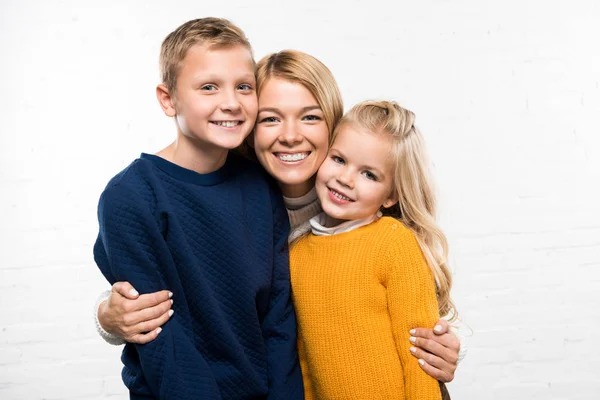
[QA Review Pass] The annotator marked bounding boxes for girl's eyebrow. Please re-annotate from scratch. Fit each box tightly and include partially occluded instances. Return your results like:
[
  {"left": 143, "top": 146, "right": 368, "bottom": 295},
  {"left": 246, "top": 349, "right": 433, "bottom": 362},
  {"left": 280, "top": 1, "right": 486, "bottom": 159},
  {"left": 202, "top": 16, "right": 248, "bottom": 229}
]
[{"left": 330, "top": 147, "right": 385, "bottom": 177}]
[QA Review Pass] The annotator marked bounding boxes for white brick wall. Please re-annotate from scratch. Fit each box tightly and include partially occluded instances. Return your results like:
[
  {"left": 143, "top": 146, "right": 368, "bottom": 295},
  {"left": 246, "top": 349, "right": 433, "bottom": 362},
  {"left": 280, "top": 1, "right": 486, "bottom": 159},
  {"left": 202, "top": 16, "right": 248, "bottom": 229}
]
[{"left": 2, "top": 0, "right": 599, "bottom": 398}]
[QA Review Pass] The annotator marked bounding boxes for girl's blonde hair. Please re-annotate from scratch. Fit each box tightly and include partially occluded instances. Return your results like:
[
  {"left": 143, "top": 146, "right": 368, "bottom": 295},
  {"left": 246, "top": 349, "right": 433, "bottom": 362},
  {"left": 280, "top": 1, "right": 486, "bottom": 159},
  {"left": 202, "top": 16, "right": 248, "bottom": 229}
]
[
  {"left": 256, "top": 50, "right": 344, "bottom": 139},
  {"left": 334, "top": 100, "right": 456, "bottom": 319}
]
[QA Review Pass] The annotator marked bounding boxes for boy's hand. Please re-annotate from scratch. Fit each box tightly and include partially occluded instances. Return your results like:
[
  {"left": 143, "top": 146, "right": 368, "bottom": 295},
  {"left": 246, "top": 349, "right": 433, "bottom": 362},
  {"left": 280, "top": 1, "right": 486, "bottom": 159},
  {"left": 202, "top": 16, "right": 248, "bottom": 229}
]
[
  {"left": 408, "top": 319, "right": 460, "bottom": 383},
  {"left": 98, "top": 282, "right": 174, "bottom": 344}
]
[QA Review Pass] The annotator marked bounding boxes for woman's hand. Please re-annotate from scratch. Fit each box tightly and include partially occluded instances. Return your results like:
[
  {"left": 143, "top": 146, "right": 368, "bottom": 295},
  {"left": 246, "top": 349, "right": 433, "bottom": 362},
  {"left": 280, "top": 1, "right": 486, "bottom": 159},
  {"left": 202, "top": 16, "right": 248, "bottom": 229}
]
[
  {"left": 409, "top": 319, "right": 460, "bottom": 383},
  {"left": 97, "top": 281, "right": 174, "bottom": 344}
]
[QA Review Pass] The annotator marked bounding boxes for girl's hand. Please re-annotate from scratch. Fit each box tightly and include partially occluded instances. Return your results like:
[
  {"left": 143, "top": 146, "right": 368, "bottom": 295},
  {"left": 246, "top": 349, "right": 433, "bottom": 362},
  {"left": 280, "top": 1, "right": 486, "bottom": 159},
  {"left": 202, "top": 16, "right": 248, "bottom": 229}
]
[
  {"left": 408, "top": 319, "right": 460, "bottom": 383},
  {"left": 97, "top": 281, "right": 173, "bottom": 344}
]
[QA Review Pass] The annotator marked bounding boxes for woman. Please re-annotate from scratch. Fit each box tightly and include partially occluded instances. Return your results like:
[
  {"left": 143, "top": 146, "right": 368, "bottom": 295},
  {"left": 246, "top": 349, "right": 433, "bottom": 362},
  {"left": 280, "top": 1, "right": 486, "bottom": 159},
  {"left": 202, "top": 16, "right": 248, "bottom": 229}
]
[{"left": 94, "top": 50, "right": 463, "bottom": 384}]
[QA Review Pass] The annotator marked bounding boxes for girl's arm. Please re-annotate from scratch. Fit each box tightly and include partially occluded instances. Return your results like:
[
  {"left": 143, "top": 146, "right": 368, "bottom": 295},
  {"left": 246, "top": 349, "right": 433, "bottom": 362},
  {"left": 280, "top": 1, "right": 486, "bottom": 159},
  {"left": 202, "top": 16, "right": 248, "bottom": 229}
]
[
  {"left": 95, "top": 282, "right": 173, "bottom": 345},
  {"left": 386, "top": 227, "right": 443, "bottom": 400}
]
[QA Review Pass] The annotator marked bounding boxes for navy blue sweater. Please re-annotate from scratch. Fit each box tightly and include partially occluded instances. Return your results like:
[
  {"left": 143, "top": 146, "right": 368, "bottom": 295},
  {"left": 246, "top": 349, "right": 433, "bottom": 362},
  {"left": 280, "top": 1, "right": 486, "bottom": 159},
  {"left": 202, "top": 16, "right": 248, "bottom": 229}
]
[{"left": 93, "top": 153, "right": 304, "bottom": 400}]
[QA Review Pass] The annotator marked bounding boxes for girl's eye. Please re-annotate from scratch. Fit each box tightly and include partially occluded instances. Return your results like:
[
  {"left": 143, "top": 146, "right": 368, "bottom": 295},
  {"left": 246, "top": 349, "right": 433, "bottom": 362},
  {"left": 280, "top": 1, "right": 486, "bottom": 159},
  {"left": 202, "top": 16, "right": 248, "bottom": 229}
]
[
  {"left": 332, "top": 156, "right": 345, "bottom": 165},
  {"left": 363, "top": 171, "right": 378, "bottom": 181},
  {"left": 259, "top": 116, "right": 279, "bottom": 123},
  {"left": 238, "top": 83, "right": 253, "bottom": 91},
  {"left": 201, "top": 84, "right": 217, "bottom": 91},
  {"left": 302, "top": 114, "right": 321, "bottom": 121}
]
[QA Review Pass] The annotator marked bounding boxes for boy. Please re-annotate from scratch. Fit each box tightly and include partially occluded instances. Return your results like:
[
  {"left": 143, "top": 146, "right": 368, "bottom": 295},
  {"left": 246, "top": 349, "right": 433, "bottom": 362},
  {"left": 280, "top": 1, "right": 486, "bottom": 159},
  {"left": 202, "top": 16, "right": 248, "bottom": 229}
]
[{"left": 93, "top": 18, "right": 303, "bottom": 399}]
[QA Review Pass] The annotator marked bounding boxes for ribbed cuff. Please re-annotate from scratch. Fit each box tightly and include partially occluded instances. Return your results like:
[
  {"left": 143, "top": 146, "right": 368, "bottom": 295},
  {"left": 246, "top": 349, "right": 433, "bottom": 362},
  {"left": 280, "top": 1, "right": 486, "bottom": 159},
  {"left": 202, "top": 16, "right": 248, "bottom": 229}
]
[
  {"left": 94, "top": 290, "right": 126, "bottom": 346},
  {"left": 449, "top": 318, "right": 472, "bottom": 364}
]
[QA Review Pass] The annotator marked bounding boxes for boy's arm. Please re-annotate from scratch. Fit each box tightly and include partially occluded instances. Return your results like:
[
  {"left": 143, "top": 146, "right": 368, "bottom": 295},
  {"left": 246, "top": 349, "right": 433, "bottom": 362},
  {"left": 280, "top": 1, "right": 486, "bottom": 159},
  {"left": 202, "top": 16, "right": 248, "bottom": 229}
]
[
  {"left": 386, "top": 228, "right": 442, "bottom": 400},
  {"left": 262, "top": 189, "right": 304, "bottom": 400},
  {"left": 95, "top": 184, "right": 221, "bottom": 399}
]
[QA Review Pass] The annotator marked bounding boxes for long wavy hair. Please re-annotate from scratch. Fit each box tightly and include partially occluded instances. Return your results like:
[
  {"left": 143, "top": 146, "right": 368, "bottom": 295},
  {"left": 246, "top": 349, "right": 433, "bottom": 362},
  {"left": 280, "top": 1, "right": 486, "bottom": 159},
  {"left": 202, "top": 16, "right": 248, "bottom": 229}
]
[{"left": 334, "top": 100, "right": 456, "bottom": 319}]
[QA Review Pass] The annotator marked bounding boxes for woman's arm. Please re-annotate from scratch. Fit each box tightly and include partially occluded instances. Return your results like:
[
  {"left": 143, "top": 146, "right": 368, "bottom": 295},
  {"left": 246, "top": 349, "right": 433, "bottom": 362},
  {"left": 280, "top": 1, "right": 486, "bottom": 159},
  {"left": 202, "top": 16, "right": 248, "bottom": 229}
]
[
  {"left": 96, "top": 282, "right": 173, "bottom": 345},
  {"left": 408, "top": 319, "right": 461, "bottom": 383}
]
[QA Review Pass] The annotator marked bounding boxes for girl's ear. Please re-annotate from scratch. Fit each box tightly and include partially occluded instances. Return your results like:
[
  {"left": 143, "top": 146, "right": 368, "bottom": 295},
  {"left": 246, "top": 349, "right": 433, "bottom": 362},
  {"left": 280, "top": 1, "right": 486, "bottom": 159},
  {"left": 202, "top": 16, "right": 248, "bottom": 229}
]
[
  {"left": 156, "top": 84, "right": 177, "bottom": 117},
  {"left": 382, "top": 190, "right": 399, "bottom": 209}
]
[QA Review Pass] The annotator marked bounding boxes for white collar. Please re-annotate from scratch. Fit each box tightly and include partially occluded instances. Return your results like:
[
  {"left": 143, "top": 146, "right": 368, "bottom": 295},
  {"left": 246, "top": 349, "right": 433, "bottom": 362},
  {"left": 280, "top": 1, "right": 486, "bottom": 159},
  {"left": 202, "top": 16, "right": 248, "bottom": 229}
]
[{"left": 310, "top": 211, "right": 382, "bottom": 236}]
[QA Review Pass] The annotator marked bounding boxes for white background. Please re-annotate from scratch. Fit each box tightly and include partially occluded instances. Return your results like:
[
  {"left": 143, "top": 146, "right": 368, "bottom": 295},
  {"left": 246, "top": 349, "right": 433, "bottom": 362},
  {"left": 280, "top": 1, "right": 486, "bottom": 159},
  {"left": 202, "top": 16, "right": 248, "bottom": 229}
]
[{"left": 1, "top": 0, "right": 599, "bottom": 399}]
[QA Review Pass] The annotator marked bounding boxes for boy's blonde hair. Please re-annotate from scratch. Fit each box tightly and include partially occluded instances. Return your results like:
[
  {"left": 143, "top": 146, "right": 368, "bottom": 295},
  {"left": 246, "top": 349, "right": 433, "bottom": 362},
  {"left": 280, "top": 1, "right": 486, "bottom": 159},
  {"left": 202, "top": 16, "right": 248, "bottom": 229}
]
[
  {"left": 160, "top": 17, "right": 253, "bottom": 94},
  {"left": 256, "top": 50, "right": 344, "bottom": 139},
  {"left": 334, "top": 100, "right": 456, "bottom": 320}
]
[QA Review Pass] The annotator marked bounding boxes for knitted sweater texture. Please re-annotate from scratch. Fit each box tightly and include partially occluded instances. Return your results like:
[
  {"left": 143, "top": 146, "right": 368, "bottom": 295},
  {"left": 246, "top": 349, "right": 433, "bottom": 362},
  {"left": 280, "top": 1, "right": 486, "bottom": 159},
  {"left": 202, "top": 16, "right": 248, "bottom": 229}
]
[
  {"left": 290, "top": 217, "right": 441, "bottom": 400},
  {"left": 93, "top": 153, "right": 303, "bottom": 400}
]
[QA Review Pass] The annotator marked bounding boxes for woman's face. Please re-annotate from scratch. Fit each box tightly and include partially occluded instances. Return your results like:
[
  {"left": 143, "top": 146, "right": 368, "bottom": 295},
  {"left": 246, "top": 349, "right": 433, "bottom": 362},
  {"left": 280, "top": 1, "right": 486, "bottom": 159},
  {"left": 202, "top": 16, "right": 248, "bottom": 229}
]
[{"left": 253, "top": 77, "right": 330, "bottom": 198}]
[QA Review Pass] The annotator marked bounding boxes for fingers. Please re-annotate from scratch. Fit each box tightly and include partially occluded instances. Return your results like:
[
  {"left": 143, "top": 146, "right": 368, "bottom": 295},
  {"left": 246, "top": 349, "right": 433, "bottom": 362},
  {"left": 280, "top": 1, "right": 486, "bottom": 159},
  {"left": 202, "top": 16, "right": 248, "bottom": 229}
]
[
  {"left": 410, "top": 335, "right": 455, "bottom": 364},
  {"left": 410, "top": 328, "right": 459, "bottom": 352},
  {"left": 415, "top": 357, "right": 455, "bottom": 383},
  {"left": 433, "top": 319, "right": 450, "bottom": 335},
  {"left": 134, "top": 290, "right": 173, "bottom": 311},
  {"left": 128, "top": 327, "right": 163, "bottom": 345},
  {"left": 125, "top": 310, "right": 173, "bottom": 344},
  {"left": 112, "top": 282, "right": 139, "bottom": 299},
  {"left": 124, "top": 298, "right": 173, "bottom": 326}
]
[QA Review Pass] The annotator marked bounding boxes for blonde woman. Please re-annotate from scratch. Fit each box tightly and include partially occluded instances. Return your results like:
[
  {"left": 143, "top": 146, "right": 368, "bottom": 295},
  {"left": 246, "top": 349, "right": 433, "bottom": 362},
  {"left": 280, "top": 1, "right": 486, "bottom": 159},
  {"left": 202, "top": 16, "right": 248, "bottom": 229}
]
[{"left": 95, "top": 51, "right": 463, "bottom": 389}]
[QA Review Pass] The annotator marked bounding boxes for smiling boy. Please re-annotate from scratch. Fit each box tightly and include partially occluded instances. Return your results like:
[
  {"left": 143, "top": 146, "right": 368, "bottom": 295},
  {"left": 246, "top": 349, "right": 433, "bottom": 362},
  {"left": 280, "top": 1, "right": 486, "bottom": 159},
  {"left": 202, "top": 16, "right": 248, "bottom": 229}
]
[{"left": 93, "top": 18, "right": 303, "bottom": 399}]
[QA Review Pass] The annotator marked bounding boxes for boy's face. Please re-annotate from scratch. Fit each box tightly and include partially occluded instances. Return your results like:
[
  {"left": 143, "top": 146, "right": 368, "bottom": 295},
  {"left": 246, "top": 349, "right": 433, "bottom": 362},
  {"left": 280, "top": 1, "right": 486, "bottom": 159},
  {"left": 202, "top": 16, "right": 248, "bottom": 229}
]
[
  {"left": 171, "top": 43, "right": 257, "bottom": 151},
  {"left": 316, "top": 125, "right": 397, "bottom": 224}
]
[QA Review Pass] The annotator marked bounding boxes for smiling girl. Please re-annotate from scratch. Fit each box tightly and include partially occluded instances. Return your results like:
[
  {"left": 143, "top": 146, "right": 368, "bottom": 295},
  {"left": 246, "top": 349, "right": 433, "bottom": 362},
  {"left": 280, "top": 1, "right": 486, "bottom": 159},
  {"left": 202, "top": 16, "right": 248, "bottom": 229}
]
[{"left": 291, "top": 100, "right": 455, "bottom": 399}]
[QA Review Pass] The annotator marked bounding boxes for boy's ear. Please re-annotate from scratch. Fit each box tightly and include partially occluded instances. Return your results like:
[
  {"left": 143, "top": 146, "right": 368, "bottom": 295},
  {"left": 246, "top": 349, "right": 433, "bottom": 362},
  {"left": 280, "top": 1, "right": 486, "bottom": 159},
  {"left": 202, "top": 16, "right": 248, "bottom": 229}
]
[{"left": 156, "top": 84, "right": 177, "bottom": 117}]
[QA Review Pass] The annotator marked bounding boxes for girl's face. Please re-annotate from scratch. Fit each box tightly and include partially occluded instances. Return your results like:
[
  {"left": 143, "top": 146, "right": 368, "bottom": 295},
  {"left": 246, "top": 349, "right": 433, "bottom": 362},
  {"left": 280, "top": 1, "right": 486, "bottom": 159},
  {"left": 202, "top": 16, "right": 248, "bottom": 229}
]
[
  {"left": 253, "top": 78, "right": 330, "bottom": 197},
  {"left": 316, "top": 124, "right": 397, "bottom": 225}
]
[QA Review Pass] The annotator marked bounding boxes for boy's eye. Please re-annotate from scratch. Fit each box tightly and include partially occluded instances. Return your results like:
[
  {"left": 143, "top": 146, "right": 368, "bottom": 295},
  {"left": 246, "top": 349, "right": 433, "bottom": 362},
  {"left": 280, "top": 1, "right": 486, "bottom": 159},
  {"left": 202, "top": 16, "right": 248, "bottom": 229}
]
[
  {"left": 259, "top": 116, "right": 279, "bottom": 123},
  {"left": 332, "top": 156, "right": 345, "bottom": 165},
  {"left": 201, "top": 84, "right": 217, "bottom": 91},
  {"left": 302, "top": 115, "right": 321, "bottom": 121},
  {"left": 238, "top": 83, "right": 253, "bottom": 91},
  {"left": 362, "top": 171, "right": 378, "bottom": 181}
]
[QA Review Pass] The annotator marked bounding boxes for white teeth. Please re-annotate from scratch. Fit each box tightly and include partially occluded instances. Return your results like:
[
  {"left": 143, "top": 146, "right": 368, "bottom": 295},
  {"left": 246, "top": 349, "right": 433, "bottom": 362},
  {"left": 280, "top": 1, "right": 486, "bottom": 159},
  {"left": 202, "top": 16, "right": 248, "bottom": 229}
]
[
  {"left": 277, "top": 153, "right": 308, "bottom": 162},
  {"left": 331, "top": 189, "right": 351, "bottom": 201},
  {"left": 213, "top": 121, "right": 239, "bottom": 127}
]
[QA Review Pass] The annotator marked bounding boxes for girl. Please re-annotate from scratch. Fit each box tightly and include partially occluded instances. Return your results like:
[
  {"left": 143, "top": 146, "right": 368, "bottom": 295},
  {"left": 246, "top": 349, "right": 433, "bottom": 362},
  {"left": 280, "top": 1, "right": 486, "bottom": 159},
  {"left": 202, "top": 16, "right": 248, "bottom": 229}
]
[
  {"left": 94, "top": 51, "right": 462, "bottom": 384},
  {"left": 291, "top": 100, "right": 455, "bottom": 399}
]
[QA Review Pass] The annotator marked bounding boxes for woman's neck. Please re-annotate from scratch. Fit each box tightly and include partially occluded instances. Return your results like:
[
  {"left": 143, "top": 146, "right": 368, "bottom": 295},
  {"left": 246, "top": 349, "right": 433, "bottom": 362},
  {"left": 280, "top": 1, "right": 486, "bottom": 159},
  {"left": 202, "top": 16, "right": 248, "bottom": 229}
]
[{"left": 278, "top": 175, "right": 317, "bottom": 198}]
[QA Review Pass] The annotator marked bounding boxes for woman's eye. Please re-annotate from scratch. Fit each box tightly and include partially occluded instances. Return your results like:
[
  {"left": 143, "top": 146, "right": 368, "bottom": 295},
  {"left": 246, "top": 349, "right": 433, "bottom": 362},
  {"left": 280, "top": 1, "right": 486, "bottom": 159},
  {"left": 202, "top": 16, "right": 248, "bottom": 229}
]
[
  {"left": 238, "top": 83, "right": 253, "bottom": 91},
  {"left": 332, "top": 156, "right": 345, "bottom": 164},
  {"left": 302, "top": 114, "right": 321, "bottom": 121},
  {"left": 259, "top": 116, "right": 278, "bottom": 123},
  {"left": 363, "top": 171, "right": 378, "bottom": 181},
  {"left": 201, "top": 84, "right": 217, "bottom": 91}
]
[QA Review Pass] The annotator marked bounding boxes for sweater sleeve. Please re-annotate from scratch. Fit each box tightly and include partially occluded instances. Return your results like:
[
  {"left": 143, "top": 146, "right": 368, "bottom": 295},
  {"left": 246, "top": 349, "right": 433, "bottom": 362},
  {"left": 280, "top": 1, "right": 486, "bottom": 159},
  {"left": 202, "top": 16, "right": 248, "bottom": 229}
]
[
  {"left": 94, "top": 184, "right": 221, "bottom": 399},
  {"left": 385, "top": 225, "right": 442, "bottom": 400},
  {"left": 261, "top": 188, "right": 304, "bottom": 400}
]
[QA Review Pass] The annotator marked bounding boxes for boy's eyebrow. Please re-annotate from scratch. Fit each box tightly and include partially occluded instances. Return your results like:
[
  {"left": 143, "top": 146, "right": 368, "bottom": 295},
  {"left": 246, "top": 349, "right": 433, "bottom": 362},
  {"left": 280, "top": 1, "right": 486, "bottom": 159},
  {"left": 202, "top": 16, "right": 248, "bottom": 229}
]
[{"left": 193, "top": 73, "right": 256, "bottom": 82}]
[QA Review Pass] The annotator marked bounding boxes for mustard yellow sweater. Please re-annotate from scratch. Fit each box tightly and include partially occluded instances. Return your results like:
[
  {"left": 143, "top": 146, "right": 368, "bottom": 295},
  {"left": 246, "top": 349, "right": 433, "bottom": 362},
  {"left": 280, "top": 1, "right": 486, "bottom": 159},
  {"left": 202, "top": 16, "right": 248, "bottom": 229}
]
[{"left": 290, "top": 217, "right": 442, "bottom": 400}]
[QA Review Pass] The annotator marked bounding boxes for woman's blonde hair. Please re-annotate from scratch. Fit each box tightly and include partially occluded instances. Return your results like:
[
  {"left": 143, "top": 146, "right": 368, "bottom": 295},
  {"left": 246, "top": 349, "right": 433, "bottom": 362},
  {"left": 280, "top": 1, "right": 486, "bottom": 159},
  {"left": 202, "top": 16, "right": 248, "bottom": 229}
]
[
  {"left": 256, "top": 50, "right": 344, "bottom": 140},
  {"left": 334, "top": 100, "right": 456, "bottom": 319}
]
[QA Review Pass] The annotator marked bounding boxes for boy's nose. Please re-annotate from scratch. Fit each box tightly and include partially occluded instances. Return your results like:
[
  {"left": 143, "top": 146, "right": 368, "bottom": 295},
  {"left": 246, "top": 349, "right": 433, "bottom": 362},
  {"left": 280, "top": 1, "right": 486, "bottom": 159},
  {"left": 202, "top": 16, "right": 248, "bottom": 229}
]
[{"left": 220, "top": 90, "right": 242, "bottom": 112}]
